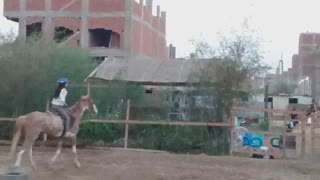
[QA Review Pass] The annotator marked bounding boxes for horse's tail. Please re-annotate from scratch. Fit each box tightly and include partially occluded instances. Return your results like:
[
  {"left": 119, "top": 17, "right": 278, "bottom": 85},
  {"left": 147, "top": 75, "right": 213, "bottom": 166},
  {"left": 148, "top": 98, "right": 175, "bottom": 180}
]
[{"left": 9, "top": 116, "right": 24, "bottom": 159}]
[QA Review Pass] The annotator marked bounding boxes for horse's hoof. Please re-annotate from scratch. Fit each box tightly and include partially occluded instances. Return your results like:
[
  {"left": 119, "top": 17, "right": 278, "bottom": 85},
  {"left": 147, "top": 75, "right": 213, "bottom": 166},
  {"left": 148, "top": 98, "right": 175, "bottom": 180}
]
[
  {"left": 74, "top": 160, "right": 81, "bottom": 168},
  {"left": 31, "top": 165, "right": 37, "bottom": 170}
]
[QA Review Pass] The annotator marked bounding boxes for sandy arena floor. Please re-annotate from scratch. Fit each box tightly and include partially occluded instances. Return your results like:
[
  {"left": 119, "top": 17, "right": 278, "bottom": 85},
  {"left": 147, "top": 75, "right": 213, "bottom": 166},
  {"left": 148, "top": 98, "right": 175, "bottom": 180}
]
[{"left": 0, "top": 146, "right": 320, "bottom": 180}]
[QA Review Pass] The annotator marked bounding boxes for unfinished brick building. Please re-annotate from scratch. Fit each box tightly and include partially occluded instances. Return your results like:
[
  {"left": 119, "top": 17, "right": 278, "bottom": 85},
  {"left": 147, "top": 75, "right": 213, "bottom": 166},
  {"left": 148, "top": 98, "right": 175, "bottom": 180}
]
[
  {"left": 3, "top": 0, "right": 168, "bottom": 59},
  {"left": 288, "top": 33, "right": 320, "bottom": 99}
]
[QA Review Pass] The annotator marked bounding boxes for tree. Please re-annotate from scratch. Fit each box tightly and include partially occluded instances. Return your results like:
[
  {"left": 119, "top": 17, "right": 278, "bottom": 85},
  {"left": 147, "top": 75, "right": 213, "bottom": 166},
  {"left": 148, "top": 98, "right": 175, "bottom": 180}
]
[
  {"left": 188, "top": 20, "right": 270, "bottom": 154},
  {"left": 0, "top": 34, "right": 97, "bottom": 115},
  {"left": 271, "top": 80, "right": 296, "bottom": 95}
]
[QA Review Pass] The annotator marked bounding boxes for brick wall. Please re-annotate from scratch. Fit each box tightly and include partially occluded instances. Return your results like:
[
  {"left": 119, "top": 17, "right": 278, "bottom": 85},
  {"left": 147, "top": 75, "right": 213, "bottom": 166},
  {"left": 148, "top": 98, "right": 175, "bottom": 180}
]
[
  {"left": 3, "top": 0, "right": 167, "bottom": 59},
  {"left": 132, "top": 1, "right": 167, "bottom": 59},
  {"left": 4, "top": 0, "right": 20, "bottom": 11}
]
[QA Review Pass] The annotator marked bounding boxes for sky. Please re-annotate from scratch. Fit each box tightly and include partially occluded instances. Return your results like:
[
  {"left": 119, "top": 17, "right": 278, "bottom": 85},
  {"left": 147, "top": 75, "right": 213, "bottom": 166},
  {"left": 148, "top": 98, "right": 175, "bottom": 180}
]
[{"left": 2, "top": 0, "right": 320, "bottom": 71}]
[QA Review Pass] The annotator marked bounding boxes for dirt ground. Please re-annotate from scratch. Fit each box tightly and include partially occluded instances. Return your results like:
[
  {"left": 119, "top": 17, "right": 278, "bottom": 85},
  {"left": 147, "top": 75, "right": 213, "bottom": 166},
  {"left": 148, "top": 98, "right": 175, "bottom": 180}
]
[{"left": 0, "top": 146, "right": 320, "bottom": 180}]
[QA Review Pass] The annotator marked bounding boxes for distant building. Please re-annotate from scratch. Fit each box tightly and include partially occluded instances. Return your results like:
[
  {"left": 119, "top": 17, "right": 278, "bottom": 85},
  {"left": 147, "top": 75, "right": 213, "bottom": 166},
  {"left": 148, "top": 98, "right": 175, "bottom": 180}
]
[{"left": 285, "top": 32, "right": 320, "bottom": 100}]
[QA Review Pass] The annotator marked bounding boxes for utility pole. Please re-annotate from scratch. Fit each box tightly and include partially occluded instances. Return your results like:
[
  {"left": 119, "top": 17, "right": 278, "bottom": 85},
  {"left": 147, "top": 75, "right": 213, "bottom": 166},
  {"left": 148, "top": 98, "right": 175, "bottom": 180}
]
[{"left": 280, "top": 52, "right": 284, "bottom": 81}]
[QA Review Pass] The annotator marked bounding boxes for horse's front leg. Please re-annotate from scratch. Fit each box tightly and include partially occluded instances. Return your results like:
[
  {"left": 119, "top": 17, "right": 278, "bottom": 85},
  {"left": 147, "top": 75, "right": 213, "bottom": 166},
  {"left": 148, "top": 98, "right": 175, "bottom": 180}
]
[
  {"left": 50, "top": 140, "right": 62, "bottom": 164},
  {"left": 71, "top": 137, "right": 81, "bottom": 168},
  {"left": 29, "top": 145, "right": 37, "bottom": 169}
]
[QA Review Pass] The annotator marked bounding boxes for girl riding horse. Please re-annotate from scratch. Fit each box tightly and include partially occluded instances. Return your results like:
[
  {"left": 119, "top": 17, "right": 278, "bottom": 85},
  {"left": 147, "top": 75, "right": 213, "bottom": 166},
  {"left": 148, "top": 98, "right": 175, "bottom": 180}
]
[{"left": 51, "top": 78, "right": 74, "bottom": 137}]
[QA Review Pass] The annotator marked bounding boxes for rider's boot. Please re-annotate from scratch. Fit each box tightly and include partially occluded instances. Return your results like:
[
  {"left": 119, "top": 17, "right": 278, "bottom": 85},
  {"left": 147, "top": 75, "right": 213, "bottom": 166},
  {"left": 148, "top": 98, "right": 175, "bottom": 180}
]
[{"left": 65, "top": 131, "right": 75, "bottom": 137}]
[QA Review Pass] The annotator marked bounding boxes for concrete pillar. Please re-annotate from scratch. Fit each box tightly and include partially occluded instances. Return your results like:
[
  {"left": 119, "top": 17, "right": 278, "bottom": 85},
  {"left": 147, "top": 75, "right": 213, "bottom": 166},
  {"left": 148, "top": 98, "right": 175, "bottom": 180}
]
[
  {"left": 43, "top": 0, "right": 52, "bottom": 38},
  {"left": 139, "top": 1, "right": 144, "bottom": 57},
  {"left": 155, "top": 5, "right": 161, "bottom": 58},
  {"left": 161, "top": 11, "right": 166, "bottom": 21},
  {"left": 80, "top": 0, "right": 89, "bottom": 48},
  {"left": 161, "top": 11, "right": 166, "bottom": 33},
  {"left": 168, "top": 44, "right": 176, "bottom": 59},
  {"left": 146, "top": 0, "right": 153, "bottom": 14},
  {"left": 156, "top": 5, "right": 160, "bottom": 17},
  {"left": 19, "top": 0, "right": 26, "bottom": 40},
  {"left": 315, "top": 66, "right": 320, "bottom": 97},
  {"left": 172, "top": 46, "right": 176, "bottom": 59},
  {"left": 160, "top": 11, "right": 167, "bottom": 58},
  {"left": 125, "top": 0, "right": 133, "bottom": 58}
]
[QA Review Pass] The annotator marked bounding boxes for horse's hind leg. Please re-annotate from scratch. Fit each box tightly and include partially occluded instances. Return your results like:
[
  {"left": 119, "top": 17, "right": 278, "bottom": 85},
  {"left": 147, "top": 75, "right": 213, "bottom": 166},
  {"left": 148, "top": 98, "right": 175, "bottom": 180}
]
[
  {"left": 29, "top": 145, "right": 36, "bottom": 169},
  {"left": 14, "top": 140, "right": 31, "bottom": 168},
  {"left": 16, "top": 130, "right": 40, "bottom": 169},
  {"left": 14, "top": 147, "right": 25, "bottom": 167}
]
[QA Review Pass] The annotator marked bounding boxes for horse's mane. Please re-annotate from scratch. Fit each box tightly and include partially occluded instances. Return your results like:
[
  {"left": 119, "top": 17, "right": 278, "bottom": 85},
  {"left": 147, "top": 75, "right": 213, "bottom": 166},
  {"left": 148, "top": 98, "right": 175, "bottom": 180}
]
[{"left": 68, "top": 99, "right": 83, "bottom": 114}]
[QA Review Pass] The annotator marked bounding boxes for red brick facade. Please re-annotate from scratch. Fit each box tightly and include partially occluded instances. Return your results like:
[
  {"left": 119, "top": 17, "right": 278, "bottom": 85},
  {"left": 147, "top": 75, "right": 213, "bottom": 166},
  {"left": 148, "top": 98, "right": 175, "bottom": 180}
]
[
  {"left": 4, "top": 0, "right": 168, "bottom": 59},
  {"left": 286, "top": 33, "right": 320, "bottom": 97}
]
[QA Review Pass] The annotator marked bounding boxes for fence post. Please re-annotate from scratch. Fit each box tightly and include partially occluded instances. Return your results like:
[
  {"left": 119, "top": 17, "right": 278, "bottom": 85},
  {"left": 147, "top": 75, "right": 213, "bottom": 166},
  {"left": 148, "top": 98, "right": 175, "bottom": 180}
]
[
  {"left": 301, "top": 114, "right": 307, "bottom": 158},
  {"left": 229, "top": 109, "right": 235, "bottom": 155},
  {"left": 124, "top": 99, "right": 131, "bottom": 149},
  {"left": 282, "top": 113, "right": 288, "bottom": 159},
  {"left": 311, "top": 113, "right": 315, "bottom": 154},
  {"left": 87, "top": 81, "right": 91, "bottom": 96}
]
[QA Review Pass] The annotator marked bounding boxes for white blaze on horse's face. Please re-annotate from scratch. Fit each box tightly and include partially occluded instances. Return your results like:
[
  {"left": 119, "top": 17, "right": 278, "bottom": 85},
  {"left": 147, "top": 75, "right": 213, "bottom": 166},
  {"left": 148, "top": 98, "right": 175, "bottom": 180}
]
[{"left": 93, "top": 104, "right": 98, "bottom": 114}]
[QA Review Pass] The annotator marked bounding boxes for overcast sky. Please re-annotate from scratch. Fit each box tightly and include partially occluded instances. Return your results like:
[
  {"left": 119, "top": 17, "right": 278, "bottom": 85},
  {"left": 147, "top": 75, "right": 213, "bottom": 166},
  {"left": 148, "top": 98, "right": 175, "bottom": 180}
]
[{"left": 1, "top": 0, "right": 320, "bottom": 71}]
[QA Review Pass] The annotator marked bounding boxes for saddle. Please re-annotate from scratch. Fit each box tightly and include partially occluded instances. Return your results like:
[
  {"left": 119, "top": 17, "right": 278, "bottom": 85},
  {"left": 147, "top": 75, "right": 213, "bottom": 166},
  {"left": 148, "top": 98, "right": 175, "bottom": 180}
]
[{"left": 47, "top": 109, "right": 75, "bottom": 137}]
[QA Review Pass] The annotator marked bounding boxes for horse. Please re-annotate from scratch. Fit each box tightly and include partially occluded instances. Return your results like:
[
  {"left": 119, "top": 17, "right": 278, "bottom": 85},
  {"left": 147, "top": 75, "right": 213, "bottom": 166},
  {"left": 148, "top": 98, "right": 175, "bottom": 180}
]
[{"left": 8, "top": 95, "right": 98, "bottom": 169}]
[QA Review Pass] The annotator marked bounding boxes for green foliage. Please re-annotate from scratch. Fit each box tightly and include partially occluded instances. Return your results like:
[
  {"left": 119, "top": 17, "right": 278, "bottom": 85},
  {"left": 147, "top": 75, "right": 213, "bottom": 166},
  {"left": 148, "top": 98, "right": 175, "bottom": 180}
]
[
  {"left": 0, "top": 35, "right": 95, "bottom": 115},
  {"left": 0, "top": 122, "right": 15, "bottom": 140},
  {"left": 78, "top": 123, "right": 124, "bottom": 143},
  {"left": 257, "top": 120, "right": 269, "bottom": 131},
  {"left": 128, "top": 123, "right": 229, "bottom": 155},
  {"left": 271, "top": 80, "right": 296, "bottom": 95},
  {"left": 0, "top": 35, "right": 144, "bottom": 117}
]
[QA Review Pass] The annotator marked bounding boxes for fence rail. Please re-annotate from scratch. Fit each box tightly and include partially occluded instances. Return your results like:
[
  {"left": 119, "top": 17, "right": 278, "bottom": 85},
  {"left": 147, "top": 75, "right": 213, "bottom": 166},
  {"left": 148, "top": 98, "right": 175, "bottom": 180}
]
[
  {"left": 87, "top": 119, "right": 231, "bottom": 127},
  {"left": 0, "top": 118, "right": 15, "bottom": 121},
  {"left": 1, "top": 103, "right": 317, "bottom": 159}
]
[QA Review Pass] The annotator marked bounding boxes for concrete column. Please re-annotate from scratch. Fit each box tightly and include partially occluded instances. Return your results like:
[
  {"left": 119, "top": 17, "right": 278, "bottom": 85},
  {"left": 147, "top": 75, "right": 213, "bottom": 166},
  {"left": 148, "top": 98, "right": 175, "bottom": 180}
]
[
  {"left": 161, "top": 11, "right": 166, "bottom": 23},
  {"left": 161, "top": 11, "right": 166, "bottom": 35},
  {"left": 139, "top": 1, "right": 144, "bottom": 56},
  {"left": 19, "top": 0, "right": 26, "bottom": 40},
  {"left": 161, "top": 11, "right": 167, "bottom": 58},
  {"left": 80, "top": 0, "right": 89, "bottom": 48},
  {"left": 43, "top": 0, "right": 52, "bottom": 38},
  {"left": 315, "top": 66, "right": 320, "bottom": 97},
  {"left": 156, "top": 5, "right": 160, "bottom": 17},
  {"left": 125, "top": 0, "right": 133, "bottom": 58},
  {"left": 156, "top": 5, "right": 160, "bottom": 58},
  {"left": 146, "top": 0, "right": 153, "bottom": 14}
]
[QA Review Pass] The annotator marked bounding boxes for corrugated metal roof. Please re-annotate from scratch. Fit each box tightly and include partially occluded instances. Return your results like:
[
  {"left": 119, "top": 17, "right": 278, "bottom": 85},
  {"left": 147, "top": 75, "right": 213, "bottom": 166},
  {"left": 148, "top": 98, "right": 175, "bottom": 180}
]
[{"left": 86, "top": 57, "right": 221, "bottom": 86}]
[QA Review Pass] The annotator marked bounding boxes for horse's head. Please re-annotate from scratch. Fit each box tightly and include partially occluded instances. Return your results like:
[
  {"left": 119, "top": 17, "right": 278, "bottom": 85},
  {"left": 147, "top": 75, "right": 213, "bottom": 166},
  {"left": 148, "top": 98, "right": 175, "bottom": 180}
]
[{"left": 80, "top": 95, "right": 98, "bottom": 115}]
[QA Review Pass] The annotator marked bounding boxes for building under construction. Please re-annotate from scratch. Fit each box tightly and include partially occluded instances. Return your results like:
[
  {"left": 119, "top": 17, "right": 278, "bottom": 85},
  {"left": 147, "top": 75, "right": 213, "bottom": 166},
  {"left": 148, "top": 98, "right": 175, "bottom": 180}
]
[
  {"left": 3, "top": 0, "right": 174, "bottom": 60},
  {"left": 285, "top": 33, "right": 320, "bottom": 99}
]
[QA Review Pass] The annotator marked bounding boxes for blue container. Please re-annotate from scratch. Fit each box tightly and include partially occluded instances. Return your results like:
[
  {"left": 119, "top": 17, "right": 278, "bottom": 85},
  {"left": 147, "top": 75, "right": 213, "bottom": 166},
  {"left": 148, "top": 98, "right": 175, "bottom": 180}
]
[{"left": 242, "top": 133, "right": 264, "bottom": 148}]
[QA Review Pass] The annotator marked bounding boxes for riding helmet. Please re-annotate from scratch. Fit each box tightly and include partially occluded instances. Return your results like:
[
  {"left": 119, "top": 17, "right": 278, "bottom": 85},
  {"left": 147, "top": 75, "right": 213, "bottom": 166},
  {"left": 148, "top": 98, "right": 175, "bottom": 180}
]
[{"left": 57, "top": 78, "right": 69, "bottom": 84}]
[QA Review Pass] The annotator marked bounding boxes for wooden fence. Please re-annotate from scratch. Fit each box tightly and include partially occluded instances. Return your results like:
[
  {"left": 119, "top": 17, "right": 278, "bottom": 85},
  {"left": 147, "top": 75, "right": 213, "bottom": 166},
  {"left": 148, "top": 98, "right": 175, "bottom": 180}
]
[
  {"left": 231, "top": 106, "right": 309, "bottom": 159},
  {"left": 1, "top": 102, "right": 318, "bottom": 159}
]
